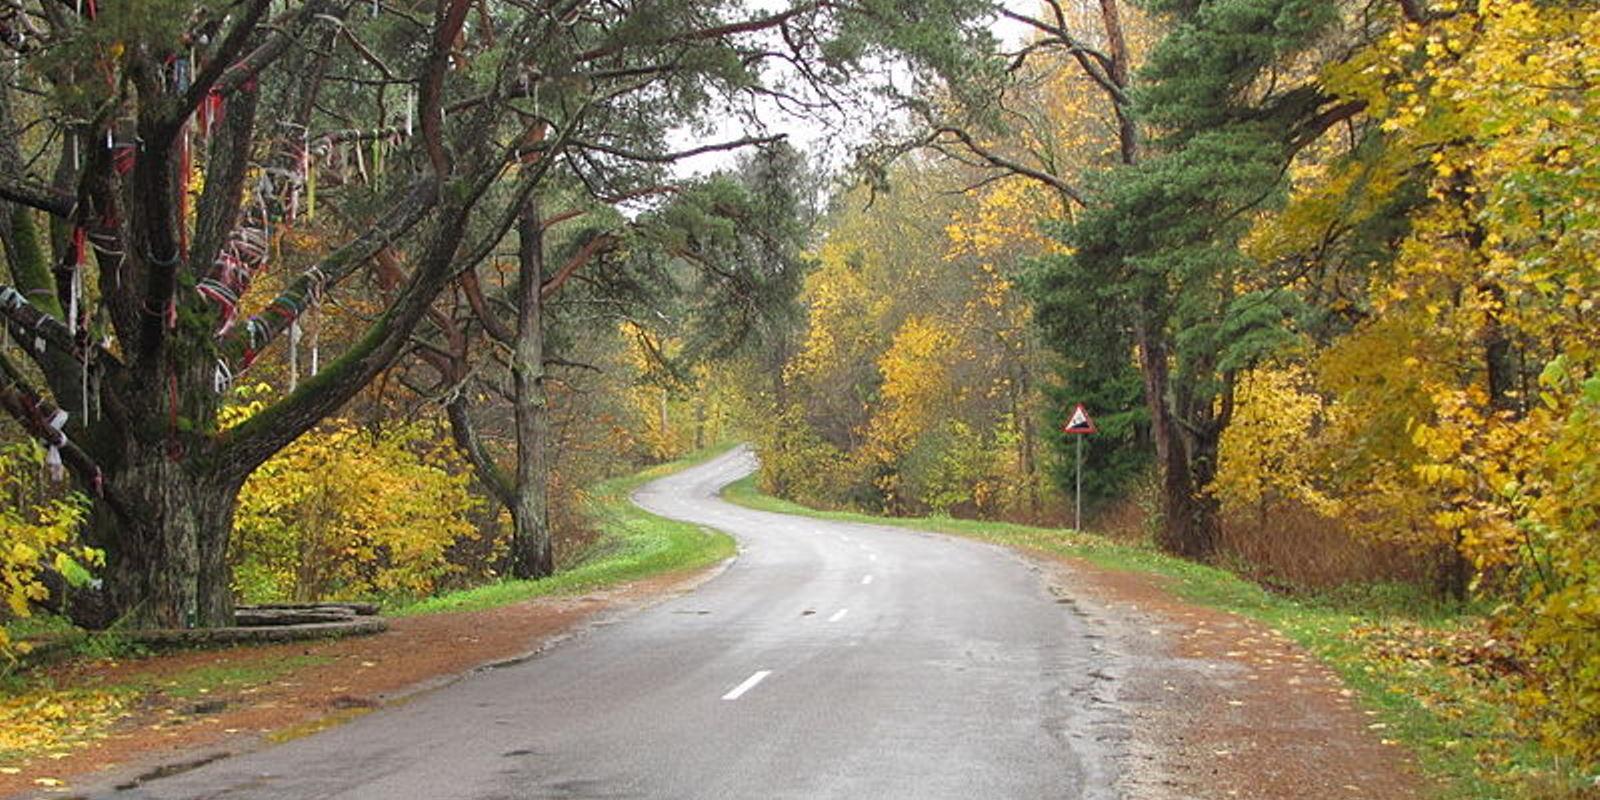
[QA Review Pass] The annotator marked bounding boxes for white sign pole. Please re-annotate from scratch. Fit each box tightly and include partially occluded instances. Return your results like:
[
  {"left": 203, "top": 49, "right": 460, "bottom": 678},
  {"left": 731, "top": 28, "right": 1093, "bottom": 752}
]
[{"left": 1063, "top": 403, "right": 1096, "bottom": 533}]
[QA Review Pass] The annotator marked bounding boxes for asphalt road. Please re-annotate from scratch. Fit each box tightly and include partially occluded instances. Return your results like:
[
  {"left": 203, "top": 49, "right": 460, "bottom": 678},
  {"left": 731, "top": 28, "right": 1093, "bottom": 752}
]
[{"left": 106, "top": 446, "right": 1125, "bottom": 799}]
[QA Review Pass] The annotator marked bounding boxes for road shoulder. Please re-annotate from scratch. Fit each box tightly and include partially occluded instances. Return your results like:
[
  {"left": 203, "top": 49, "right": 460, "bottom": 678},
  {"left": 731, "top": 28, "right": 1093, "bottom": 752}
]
[
  {"left": 0, "top": 567, "right": 722, "bottom": 799},
  {"left": 1028, "top": 549, "right": 1424, "bottom": 799}
]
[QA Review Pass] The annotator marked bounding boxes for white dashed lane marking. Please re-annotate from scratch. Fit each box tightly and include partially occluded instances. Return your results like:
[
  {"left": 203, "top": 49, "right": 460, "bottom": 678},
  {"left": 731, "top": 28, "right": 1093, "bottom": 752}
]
[{"left": 722, "top": 670, "right": 772, "bottom": 701}]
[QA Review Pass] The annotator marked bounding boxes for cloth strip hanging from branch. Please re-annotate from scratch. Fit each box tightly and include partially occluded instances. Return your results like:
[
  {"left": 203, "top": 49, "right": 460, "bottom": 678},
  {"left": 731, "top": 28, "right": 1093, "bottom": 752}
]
[{"left": 44, "top": 408, "right": 67, "bottom": 480}]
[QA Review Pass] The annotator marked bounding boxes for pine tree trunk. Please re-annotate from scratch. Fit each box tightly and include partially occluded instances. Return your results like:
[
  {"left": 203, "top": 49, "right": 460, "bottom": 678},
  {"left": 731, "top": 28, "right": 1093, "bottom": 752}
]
[
  {"left": 1135, "top": 312, "right": 1220, "bottom": 560},
  {"left": 1158, "top": 421, "right": 1221, "bottom": 560},
  {"left": 509, "top": 199, "right": 553, "bottom": 580}
]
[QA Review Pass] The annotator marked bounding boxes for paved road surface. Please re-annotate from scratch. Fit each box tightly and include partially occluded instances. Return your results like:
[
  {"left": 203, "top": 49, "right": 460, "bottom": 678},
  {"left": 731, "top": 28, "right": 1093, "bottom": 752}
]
[{"left": 106, "top": 446, "right": 1125, "bottom": 799}]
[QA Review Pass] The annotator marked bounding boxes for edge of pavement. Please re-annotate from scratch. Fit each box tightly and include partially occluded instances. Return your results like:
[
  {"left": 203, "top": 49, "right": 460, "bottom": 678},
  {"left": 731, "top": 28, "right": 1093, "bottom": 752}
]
[{"left": 718, "top": 464, "right": 1427, "bottom": 800}]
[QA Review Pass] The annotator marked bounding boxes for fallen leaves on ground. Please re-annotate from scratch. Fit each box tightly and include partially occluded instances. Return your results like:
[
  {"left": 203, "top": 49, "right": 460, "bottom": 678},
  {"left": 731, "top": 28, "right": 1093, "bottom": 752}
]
[
  {"left": 0, "top": 684, "right": 131, "bottom": 768},
  {"left": 1339, "top": 618, "right": 1596, "bottom": 794}
]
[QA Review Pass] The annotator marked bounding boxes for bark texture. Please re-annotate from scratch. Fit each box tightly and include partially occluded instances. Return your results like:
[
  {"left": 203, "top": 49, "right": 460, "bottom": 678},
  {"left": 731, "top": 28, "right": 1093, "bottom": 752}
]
[{"left": 510, "top": 199, "right": 553, "bottom": 580}]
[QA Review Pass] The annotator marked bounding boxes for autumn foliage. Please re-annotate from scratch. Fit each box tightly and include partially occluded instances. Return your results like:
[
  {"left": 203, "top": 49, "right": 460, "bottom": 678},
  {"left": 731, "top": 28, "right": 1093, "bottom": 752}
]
[
  {"left": 230, "top": 420, "right": 482, "bottom": 604},
  {"left": 0, "top": 443, "right": 94, "bottom": 664},
  {"left": 1210, "top": 1, "right": 1600, "bottom": 764},
  {"left": 752, "top": 0, "right": 1600, "bottom": 770},
  {"left": 751, "top": 169, "right": 1056, "bottom": 520}
]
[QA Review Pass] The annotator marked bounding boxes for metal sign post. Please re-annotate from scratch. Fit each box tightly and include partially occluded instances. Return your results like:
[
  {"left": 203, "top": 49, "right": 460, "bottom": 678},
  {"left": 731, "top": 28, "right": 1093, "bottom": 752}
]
[
  {"left": 1076, "top": 434, "right": 1083, "bottom": 532},
  {"left": 1061, "top": 404, "right": 1097, "bottom": 532}
]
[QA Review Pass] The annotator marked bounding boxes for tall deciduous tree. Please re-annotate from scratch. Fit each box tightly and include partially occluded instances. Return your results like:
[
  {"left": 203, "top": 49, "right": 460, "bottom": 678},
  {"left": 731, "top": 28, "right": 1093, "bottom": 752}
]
[
  {"left": 429, "top": 145, "right": 816, "bottom": 580},
  {"left": 0, "top": 0, "right": 995, "bottom": 626},
  {"left": 907, "top": 0, "right": 1159, "bottom": 515}
]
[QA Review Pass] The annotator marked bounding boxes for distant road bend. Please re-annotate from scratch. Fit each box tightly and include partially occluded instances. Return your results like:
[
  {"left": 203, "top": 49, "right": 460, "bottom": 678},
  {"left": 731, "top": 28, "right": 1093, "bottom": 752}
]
[{"left": 110, "top": 446, "right": 1127, "bottom": 799}]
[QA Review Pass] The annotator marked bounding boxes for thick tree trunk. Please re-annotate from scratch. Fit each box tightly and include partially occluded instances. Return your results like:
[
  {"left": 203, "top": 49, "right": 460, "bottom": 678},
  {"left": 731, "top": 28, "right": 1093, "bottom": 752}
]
[
  {"left": 509, "top": 198, "right": 553, "bottom": 580},
  {"left": 84, "top": 444, "right": 238, "bottom": 629},
  {"left": 1159, "top": 416, "right": 1221, "bottom": 560}
]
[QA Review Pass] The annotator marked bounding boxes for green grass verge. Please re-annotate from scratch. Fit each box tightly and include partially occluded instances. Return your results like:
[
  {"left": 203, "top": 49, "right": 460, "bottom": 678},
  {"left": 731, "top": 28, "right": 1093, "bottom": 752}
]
[
  {"left": 395, "top": 445, "right": 738, "bottom": 617},
  {"left": 137, "top": 654, "right": 334, "bottom": 699},
  {"left": 721, "top": 474, "right": 1579, "bottom": 799}
]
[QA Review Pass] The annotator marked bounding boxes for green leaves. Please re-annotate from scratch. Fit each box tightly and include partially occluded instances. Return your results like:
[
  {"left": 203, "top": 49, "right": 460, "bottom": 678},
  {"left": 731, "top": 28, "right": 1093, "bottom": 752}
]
[{"left": 1135, "top": 0, "right": 1339, "bottom": 136}]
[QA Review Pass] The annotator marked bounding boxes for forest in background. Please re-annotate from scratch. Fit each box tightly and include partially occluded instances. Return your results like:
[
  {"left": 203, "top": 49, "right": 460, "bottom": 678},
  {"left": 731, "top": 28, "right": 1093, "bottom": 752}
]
[{"left": 1, "top": 0, "right": 1597, "bottom": 784}]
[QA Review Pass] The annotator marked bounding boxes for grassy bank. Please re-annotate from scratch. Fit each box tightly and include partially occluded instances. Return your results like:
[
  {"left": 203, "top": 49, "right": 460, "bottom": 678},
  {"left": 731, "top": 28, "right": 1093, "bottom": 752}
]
[
  {"left": 721, "top": 475, "right": 1583, "bottom": 799},
  {"left": 398, "top": 445, "right": 738, "bottom": 616}
]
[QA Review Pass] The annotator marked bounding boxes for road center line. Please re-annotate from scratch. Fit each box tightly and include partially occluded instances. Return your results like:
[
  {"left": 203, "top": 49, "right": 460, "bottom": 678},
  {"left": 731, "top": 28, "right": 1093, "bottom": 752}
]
[
  {"left": 722, "top": 670, "right": 772, "bottom": 701},
  {"left": 861, "top": 575, "right": 874, "bottom": 585},
  {"left": 827, "top": 608, "right": 849, "bottom": 622}
]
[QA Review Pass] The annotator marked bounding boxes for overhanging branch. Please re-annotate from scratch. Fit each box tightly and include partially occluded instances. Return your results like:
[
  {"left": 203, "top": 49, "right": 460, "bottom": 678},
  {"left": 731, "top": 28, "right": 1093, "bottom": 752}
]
[
  {"left": 930, "top": 127, "right": 1088, "bottom": 207},
  {"left": 219, "top": 177, "right": 439, "bottom": 368},
  {"left": 0, "top": 175, "right": 75, "bottom": 217}
]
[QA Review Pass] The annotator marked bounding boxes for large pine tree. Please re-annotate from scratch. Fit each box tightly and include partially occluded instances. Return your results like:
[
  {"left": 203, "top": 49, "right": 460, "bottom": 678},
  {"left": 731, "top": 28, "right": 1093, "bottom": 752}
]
[{"left": 1031, "top": 0, "right": 1360, "bottom": 557}]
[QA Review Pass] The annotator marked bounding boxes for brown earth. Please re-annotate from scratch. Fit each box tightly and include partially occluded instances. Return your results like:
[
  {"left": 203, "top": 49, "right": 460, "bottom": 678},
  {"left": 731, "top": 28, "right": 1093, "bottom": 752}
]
[
  {"left": 1034, "top": 552, "right": 1425, "bottom": 800},
  {"left": 4, "top": 554, "right": 1423, "bottom": 799},
  {"left": 0, "top": 568, "right": 720, "bottom": 799}
]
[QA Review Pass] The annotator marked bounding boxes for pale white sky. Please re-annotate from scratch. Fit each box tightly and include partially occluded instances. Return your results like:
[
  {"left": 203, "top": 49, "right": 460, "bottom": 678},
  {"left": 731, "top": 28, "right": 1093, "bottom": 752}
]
[{"left": 665, "top": 0, "right": 1036, "bottom": 180}]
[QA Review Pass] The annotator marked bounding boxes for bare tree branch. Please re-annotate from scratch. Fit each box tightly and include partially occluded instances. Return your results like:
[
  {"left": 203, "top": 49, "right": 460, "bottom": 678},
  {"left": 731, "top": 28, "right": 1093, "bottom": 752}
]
[
  {"left": 0, "top": 174, "right": 74, "bottom": 217},
  {"left": 931, "top": 126, "right": 1088, "bottom": 207}
]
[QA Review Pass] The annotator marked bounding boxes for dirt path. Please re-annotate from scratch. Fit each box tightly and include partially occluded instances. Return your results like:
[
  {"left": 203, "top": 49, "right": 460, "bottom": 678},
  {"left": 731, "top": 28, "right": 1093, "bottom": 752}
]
[
  {"left": 0, "top": 569, "right": 720, "bottom": 799},
  {"left": 1035, "top": 552, "right": 1424, "bottom": 799}
]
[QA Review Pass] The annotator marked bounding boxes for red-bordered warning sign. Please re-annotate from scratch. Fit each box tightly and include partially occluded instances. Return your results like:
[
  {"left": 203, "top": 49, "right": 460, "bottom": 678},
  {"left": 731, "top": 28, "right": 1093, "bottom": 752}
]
[{"left": 1062, "top": 403, "right": 1097, "bottom": 435}]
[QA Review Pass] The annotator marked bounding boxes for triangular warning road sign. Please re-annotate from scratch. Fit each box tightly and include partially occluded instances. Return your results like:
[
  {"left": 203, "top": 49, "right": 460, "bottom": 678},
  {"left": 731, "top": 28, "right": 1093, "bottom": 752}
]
[{"left": 1062, "top": 403, "right": 1097, "bottom": 435}]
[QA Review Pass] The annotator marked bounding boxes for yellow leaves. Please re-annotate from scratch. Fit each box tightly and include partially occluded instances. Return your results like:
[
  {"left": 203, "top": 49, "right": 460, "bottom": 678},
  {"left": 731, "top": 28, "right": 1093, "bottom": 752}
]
[
  {"left": 0, "top": 687, "right": 128, "bottom": 766},
  {"left": 944, "top": 176, "right": 1063, "bottom": 263},
  {"left": 1270, "top": 0, "right": 1600, "bottom": 756},
  {"left": 231, "top": 420, "right": 481, "bottom": 602},
  {"left": 864, "top": 316, "right": 960, "bottom": 463},
  {"left": 1212, "top": 364, "right": 1341, "bottom": 518},
  {"left": 1413, "top": 463, "right": 1468, "bottom": 489},
  {"left": 769, "top": 164, "right": 1049, "bottom": 518},
  {"left": 1, "top": 443, "right": 93, "bottom": 663},
  {"left": 792, "top": 240, "right": 877, "bottom": 384}
]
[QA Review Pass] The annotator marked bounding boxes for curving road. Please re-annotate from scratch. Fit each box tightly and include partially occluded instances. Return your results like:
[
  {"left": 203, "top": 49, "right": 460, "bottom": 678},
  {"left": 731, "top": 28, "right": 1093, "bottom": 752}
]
[{"left": 104, "top": 446, "right": 1125, "bottom": 799}]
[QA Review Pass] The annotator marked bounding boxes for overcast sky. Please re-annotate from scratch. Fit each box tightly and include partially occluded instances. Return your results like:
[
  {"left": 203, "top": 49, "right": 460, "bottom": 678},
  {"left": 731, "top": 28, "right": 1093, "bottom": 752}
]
[{"left": 664, "top": 0, "right": 1036, "bottom": 180}]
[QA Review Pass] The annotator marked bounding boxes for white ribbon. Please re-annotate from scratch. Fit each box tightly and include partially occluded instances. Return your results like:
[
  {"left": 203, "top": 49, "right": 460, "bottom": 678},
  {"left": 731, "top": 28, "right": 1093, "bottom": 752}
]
[
  {"left": 45, "top": 409, "right": 68, "bottom": 481},
  {"left": 214, "top": 358, "right": 234, "bottom": 395}
]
